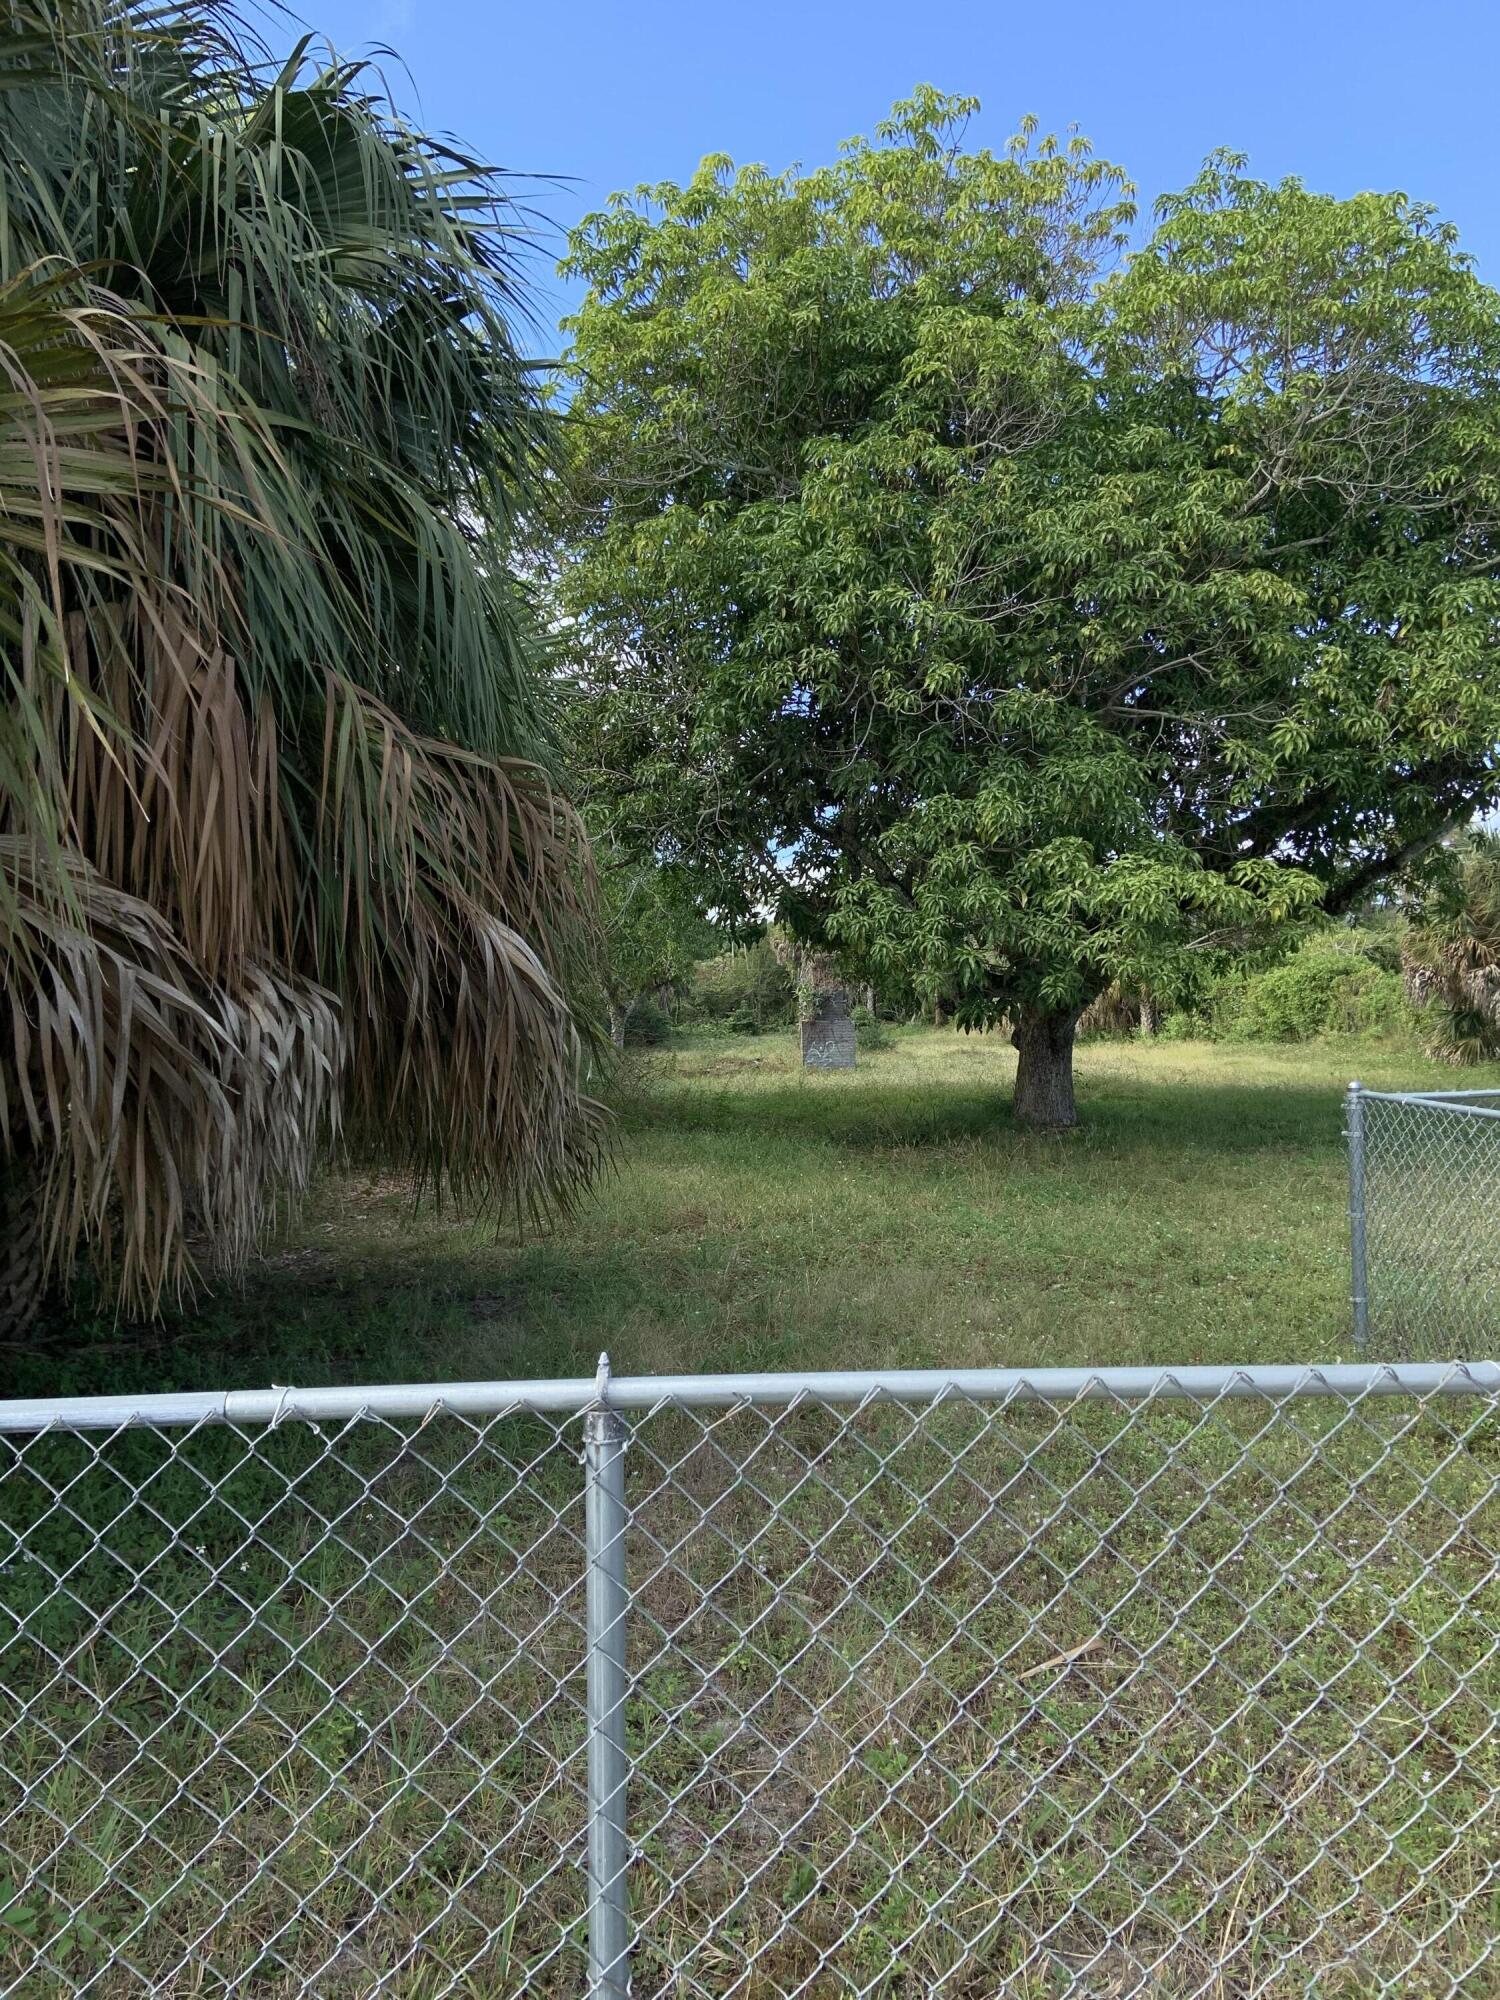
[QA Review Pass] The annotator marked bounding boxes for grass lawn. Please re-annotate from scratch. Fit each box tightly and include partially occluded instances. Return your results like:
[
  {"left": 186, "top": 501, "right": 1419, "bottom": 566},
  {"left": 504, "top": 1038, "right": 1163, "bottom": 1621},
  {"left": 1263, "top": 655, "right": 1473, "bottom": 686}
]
[
  {"left": 17, "top": 1026, "right": 1497, "bottom": 1402},
  {"left": 4, "top": 1032, "right": 1498, "bottom": 1995}
]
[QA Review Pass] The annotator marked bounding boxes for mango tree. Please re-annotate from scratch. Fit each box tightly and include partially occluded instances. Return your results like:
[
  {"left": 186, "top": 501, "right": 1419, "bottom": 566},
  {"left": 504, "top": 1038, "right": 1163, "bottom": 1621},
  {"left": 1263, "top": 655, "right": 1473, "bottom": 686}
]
[{"left": 559, "top": 91, "right": 1500, "bottom": 1125}]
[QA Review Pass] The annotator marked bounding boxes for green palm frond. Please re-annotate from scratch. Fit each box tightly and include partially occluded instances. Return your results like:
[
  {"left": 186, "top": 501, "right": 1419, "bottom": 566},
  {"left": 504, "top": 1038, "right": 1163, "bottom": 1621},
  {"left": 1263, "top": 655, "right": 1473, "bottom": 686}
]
[{"left": 1404, "top": 833, "right": 1500, "bottom": 1065}]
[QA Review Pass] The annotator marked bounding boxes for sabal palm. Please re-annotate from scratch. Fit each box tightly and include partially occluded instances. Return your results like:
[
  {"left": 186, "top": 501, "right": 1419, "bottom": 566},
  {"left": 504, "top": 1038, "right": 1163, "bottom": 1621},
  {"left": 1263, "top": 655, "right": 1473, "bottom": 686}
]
[
  {"left": 1405, "top": 835, "right": 1500, "bottom": 1065},
  {"left": 0, "top": 0, "right": 600, "bottom": 1332}
]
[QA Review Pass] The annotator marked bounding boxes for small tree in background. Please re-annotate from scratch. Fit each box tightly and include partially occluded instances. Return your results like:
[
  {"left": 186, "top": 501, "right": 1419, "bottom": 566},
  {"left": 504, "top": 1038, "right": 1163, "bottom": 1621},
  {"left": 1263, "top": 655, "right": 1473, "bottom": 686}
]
[
  {"left": 598, "top": 847, "right": 712, "bottom": 1045},
  {"left": 686, "top": 940, "right": 796, "bottom": 1032},
  {"left": 559, "top": 91, "right": 1500, "bottom": 1126}
]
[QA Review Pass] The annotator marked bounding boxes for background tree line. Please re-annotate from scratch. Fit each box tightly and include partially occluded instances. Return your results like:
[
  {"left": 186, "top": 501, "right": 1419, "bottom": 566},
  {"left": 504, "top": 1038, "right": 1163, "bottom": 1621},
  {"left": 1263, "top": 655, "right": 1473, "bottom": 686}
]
[{"left": 602, "top": 835, "right": 1500, "bottom": 1069}]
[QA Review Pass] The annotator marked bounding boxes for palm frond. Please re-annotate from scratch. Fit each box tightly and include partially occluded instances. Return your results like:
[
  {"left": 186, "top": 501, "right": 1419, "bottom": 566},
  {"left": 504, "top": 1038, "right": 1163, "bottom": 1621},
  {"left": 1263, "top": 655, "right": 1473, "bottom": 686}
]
[
  {"left": 1404, "top": 833, "right": 1500, "bottom": 1064},
  {"left": 0, "top": 837, "right": 340, "bottom": 1309},
  {"left": 0, "top": 0, "right": 601, "bottom": 1325}
]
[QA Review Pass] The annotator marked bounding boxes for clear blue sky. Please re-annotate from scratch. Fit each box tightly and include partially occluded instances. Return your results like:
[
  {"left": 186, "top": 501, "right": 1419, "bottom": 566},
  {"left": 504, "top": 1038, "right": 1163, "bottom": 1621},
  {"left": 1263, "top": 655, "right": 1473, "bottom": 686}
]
[{"left": 290, "top": 0, "right": 1499, "bottom": 352}]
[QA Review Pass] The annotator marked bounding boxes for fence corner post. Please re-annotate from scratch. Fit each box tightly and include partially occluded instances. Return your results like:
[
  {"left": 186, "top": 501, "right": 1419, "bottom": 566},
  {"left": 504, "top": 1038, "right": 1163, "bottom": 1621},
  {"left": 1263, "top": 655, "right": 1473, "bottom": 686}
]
[
  {"left": 584, "top": 1352, "right": 632, "bottom": 1997},
  {"left": 1346, "top": 1081, "right": 1369, "bottom": 1356}
]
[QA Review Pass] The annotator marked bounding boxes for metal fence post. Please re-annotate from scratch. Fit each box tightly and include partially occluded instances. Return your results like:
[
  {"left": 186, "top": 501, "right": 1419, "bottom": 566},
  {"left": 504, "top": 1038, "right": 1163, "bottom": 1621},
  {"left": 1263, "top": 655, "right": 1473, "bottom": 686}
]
[
  {"left": 1346, "top": 1081, "right": 1369, "bottom": 1355},
  {"left": 584, "top": 1353, "right": 632, "bottom": 1997}
]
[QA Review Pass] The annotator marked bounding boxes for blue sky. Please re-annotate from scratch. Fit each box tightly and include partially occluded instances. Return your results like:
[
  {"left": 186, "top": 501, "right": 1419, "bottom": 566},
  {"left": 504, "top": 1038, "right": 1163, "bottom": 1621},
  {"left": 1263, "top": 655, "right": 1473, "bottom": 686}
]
[{"left": 291, "top": 0, "right": 1499, "bottom": 352}]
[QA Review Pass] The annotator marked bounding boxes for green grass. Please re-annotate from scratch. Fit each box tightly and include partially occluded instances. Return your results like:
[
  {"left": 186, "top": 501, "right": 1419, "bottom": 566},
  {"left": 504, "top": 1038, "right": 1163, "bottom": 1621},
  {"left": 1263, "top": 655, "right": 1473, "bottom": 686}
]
[
  {"left": 16, "top": 1026, "right": 1497, "bottom": 1401},
  {"left": 3, "top": 1031, "right": 1498, "bottom": 1995}
]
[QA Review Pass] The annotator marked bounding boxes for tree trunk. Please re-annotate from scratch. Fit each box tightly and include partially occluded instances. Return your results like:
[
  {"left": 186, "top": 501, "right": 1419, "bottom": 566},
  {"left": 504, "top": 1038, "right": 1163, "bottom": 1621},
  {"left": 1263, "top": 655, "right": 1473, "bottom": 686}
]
[
  {"left": 1011, "top": 1008, "right": 1081, "bottom": 1129},
  {"left": 1138, "top": 993, "right": 1161, "bottom": 1037},
  {"left": 608, "top": 1000, "right": 629, "bottom": 1050},
  {"left": 0, "top": 1151, "right": 49, "bottom": 1344}
]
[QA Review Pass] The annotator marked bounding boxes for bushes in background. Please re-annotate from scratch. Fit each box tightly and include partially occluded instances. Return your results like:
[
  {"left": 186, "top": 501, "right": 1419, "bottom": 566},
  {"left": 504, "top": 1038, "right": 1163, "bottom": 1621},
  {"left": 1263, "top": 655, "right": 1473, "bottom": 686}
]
[
  {"left": 655, "top": 923, "right": 1430, "bottom": 1051},
  {"left": 852, "top": 1005, "right": 891, "bottom": 1051},
  {"left": 674, "top": 927, "right": 1429, "bottom": 1048},
  {"left": 684, "top": 940, "right": 796, "bottom": 1032},
  {"left": 1199, "top": 931, "right": 1412, "bottom": 1044},
  {"left": 623, "top": 996, "right": 673, "bottom": 1047}
]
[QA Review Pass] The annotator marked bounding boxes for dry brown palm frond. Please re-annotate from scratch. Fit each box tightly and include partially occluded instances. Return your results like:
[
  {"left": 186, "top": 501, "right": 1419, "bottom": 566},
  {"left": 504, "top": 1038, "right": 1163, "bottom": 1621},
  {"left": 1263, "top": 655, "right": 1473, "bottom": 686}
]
[
  {"left": 0, "top": 838, "right": 341, "bottom": 1314},
  {"left": 316, "top": 677, "right": 604, "bottom": 1218},
  {"left": 59, "top": 603, "right": 293, "bottom": 985},
  {"left": 201, "top": 962, "right": 342, "bottom": 1269},
  {"left": 0, "top": 276, "right": 242, "bottom": 854},
  {"left": 1404, "top": 946, "right": 1500, "bottom": 1064},
  {"left": 1077, "top": 983, "right": 1140, "bottom": 1038},
  {"left": 0, "top": 6, "right": 603, "bottom": 1332}
]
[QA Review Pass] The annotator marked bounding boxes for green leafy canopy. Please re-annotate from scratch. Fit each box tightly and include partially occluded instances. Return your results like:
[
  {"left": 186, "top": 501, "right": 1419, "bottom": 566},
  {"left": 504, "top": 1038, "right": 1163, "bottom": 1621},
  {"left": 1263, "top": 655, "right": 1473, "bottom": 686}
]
[
  {"left": 557, "top": 88, "right": 1500, "bottom": 1104},
  {"left": 596, "top": 840, "right": 712, "bottom": 1018}
]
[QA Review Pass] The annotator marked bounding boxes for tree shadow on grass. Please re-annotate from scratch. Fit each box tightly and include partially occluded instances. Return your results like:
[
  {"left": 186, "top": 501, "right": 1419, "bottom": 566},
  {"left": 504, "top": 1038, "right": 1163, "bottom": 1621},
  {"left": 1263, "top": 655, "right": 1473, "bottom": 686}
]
[
  {"left": 12, "top": 1271, "right": 575, "bottom": 1409},
  {"left": 7, "top": 1232, "right": 660, "bottom": 1404},
  {"left": 635, "top": 1074, "right": 1345, "bottom": 1158}
]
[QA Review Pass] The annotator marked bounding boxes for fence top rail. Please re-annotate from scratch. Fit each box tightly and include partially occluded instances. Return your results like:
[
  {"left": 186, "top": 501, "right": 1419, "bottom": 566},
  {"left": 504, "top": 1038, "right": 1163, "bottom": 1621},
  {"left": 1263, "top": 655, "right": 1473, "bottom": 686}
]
[
  {"left": 1354, "top": 1085, "right": 1500, "bottom": 1117},
  {"left": 0, "top": 1358, "right": 1497, "bottom": 1436}
]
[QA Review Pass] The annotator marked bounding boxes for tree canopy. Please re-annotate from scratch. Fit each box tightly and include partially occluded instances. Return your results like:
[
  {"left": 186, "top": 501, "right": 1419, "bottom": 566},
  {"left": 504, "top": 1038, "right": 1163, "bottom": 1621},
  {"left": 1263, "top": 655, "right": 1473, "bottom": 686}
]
[
  {"left": 0, "top": 0, "right": 600, "bottom": 1332},
  {"left": 558, "top": 89, "right": 1500, "bottom": 1123},
  {"left": 595, "top": 844, "right": 711, "bottom": 1044}
]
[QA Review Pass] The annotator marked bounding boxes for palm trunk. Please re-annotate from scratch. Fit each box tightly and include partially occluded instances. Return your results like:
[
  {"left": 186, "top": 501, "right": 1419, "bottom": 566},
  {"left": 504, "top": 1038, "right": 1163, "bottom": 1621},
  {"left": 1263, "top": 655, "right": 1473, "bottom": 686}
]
[
  {"left": 1011, "top": 1007, "right": 1080, "bottom": 1128},
  {"left": 0, "top": 1152, "right": 49, "bottom": 1344},
  {"left": 608, "top": 1000, "right": 629, "bottom": 1051}
]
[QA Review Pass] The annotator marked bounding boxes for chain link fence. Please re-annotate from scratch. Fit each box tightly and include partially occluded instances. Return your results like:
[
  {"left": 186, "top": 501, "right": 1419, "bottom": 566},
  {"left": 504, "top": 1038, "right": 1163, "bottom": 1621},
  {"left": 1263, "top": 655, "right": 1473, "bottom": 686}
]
[
  {"left": 2, "top": 1358, "right": 1499, "bottom": 1998},
  {"left": 1347, "top": 1083, "right": 1500, "bottom": 1359}
]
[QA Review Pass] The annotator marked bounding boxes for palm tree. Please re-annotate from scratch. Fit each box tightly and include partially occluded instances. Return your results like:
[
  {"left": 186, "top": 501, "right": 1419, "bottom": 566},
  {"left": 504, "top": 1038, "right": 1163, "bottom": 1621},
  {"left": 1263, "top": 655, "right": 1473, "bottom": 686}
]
[
  {"left": 1403, "top": 834, "right": 1500, "bottom": 1064},
  {"left": 0, "top": 0, "right": 601, "bottom": 1337}
]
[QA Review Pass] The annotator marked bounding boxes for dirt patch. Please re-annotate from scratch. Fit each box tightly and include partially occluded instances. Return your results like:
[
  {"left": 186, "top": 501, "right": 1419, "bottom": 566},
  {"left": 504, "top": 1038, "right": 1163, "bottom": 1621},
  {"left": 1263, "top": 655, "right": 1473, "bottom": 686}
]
[{"left": 468, "top": 1286, "right": 525, "bottom": 1323}]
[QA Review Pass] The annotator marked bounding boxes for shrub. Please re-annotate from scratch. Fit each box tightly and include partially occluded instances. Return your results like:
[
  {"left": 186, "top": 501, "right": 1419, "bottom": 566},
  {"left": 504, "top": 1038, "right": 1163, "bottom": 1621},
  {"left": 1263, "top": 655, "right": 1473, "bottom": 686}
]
[
  {"left": 624, "top": 996, "right": 672, "bottom": 1047},
  {"left": 1158, "top": 1007, "right": 1212, "bottom": 1042},
  {"left": 1215, "top": 933, "right": 1413, "bottom": 1043},
  {"left": 686, "top": 940, "right": 795, "bottom": 1029},
  {"left": 852, "top": 1005, "right": 891, "bottom": 1051}
]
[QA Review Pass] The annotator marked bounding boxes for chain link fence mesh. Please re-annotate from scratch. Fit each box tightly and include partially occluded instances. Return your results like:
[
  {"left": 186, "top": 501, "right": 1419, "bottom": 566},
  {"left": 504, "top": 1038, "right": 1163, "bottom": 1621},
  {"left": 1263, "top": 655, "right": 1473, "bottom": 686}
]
[
  {"left": 1353, "top": 1088, "right": 1500, "bottom": 1359},
  {"left": 1, "top": 1364, "right": 1498, "bottom": 1997}
]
